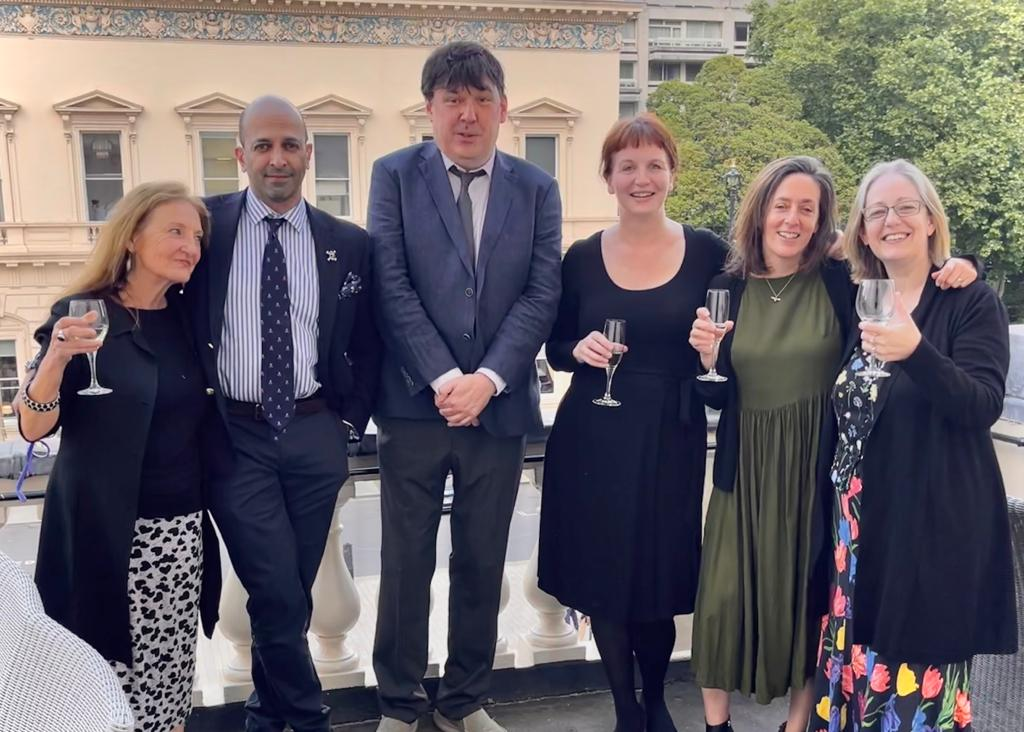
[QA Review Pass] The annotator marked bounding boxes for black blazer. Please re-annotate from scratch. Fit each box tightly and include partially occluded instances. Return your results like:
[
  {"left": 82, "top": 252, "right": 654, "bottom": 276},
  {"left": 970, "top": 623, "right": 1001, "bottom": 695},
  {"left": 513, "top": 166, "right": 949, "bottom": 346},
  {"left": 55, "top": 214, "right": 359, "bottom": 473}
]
[
  {"left": 190, "top": 191, "right": 382, "bottom": 458},
  {"left": 831, "top": 277, "right": 1017, "bottom": 663},
  {"left": 24, "top": 293, "right": 221, "bottom": 665}
]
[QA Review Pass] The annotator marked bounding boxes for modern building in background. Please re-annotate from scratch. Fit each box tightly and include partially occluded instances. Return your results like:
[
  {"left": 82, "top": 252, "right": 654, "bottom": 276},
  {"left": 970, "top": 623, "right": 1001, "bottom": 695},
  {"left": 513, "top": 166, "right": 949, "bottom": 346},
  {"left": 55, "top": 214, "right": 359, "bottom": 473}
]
[
  {"left": 618, "top": 0, "right": 753, "bottom": 117},
  {"left": 0, "top": 0, "right": 643, "bottom": 403}
]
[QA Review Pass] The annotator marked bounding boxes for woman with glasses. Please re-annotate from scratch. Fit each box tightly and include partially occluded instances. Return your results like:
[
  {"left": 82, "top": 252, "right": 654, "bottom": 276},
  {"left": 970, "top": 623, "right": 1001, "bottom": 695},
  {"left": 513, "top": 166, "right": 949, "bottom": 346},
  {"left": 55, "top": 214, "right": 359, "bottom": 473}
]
[
  {"left": 807, "top": 159, "right": 1016, "bottom": 731},
  {"left": 687, "top": 158, "right": 979, "bottom": 732}
]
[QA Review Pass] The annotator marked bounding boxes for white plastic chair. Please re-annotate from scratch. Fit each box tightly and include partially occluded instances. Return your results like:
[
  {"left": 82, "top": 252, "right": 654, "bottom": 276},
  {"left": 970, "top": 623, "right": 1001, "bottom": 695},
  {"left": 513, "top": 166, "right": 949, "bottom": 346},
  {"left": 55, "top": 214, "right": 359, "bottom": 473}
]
[{"left": 0, "top": 551, "right": 134, "bottom": 732}]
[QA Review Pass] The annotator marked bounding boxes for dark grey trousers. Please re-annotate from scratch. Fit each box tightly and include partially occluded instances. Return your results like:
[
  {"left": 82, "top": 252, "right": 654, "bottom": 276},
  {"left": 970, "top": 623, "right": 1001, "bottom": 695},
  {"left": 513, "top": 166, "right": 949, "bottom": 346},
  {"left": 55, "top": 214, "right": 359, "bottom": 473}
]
[{"left": 372, "top": 417, "right": 527, "bottom": 722}]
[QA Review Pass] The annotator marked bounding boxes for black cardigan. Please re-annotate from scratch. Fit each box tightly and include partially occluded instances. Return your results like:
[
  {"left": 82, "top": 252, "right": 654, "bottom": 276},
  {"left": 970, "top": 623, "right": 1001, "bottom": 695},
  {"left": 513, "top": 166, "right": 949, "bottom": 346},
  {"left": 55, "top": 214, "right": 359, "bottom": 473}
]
[
  {"left": 830, "top": 277, "right": 1017, "bottom": 663},
  {"left": 22, "top": 293, "right": 221, "bottom": 665}
]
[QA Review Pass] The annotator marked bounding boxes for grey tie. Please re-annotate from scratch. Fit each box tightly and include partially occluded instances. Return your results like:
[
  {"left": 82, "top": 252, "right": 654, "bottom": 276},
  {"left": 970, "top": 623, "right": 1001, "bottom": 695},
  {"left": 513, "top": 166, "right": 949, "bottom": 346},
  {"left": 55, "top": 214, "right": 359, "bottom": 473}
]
[{"left": 450, "top": 165, "right": 486, "bottom": 271}]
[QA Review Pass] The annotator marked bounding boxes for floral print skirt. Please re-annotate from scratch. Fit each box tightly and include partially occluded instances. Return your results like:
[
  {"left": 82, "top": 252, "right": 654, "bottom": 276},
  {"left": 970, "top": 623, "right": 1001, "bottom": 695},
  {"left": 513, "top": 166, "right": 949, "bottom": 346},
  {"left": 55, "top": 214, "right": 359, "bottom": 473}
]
[{"left": 809, "top": 359, "right": 973, "bottom": 732}]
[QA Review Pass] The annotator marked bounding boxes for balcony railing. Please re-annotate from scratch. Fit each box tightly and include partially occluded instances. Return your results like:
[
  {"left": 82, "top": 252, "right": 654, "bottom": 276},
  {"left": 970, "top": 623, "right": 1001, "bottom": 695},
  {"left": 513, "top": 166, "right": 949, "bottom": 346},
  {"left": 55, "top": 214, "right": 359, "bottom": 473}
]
[
  {"left": 619, "top": 78, "right": 639, "bottom": 90},
  {"left": 649, "top": 37, "right": 726, "bottom": 52}
]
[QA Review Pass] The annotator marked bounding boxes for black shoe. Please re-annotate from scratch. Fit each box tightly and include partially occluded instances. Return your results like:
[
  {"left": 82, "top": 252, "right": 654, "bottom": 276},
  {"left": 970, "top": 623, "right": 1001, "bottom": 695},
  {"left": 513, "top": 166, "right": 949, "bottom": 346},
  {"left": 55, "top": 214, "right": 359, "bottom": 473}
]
[{"left": 705, "top": 720, "right": 733, "bottom": 732}]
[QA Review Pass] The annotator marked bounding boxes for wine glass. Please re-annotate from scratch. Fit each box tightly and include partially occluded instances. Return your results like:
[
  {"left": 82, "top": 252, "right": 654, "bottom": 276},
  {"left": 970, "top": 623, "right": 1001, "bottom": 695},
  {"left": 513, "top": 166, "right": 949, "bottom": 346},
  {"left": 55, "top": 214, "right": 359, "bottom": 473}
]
[
  {"left": 856, "top": 279, "right": 896, "bottom": 379},
  {"left": 697, "top": 289, "right": 730, "bottom": 383},
  {"left": 592, "top": 318, "right": 626, "bottom": 408},
  {"left": 69, "top": 299, "right": 113, "bottom": 396}
]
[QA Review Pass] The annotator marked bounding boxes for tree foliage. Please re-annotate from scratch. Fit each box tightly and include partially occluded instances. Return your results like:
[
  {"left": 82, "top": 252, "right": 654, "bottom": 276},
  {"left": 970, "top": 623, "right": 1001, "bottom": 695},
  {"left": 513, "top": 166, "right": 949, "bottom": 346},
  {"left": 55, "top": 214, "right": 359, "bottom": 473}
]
[
  {"left": 749, "top": 0, "right": 1024, "bottom": 284},
  {"left": 648, "top": 56, "right": 855, "bottom": 235}
]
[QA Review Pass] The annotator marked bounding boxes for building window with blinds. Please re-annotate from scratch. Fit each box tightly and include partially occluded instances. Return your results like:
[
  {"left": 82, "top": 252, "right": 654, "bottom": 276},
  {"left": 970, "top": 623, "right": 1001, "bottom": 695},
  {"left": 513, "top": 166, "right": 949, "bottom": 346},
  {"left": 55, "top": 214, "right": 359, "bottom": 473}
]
[
  {"left": 200, "top": 132, "right": 240, "bottom": 195},
  {"left": 313, "top": 133, "right": 351, "bottom": 217},
  {"left": 81, "top": 132, "right": 124, "bottom": 222}
]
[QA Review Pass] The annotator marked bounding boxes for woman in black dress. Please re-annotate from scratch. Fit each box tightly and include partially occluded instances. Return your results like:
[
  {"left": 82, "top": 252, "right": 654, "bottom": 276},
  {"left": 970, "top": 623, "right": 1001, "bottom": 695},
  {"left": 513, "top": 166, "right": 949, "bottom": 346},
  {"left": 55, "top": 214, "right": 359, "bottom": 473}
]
[
  {"left": 538, "top": 114, "right": 726, "bottom": 732},
  {"left": 17, "top": 182, "right": 221, "bottom": 732}
]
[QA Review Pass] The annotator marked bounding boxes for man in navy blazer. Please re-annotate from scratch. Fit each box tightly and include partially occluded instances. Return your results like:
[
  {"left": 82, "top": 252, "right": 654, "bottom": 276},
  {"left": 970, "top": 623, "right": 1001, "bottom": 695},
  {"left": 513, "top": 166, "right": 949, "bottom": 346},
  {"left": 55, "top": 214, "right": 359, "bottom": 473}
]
[
  {"left": 368, "top": 42, "right": 562, "bottom": 732},
  {"left": 189, "top": 96, "right": 381, "bottom": 732}
]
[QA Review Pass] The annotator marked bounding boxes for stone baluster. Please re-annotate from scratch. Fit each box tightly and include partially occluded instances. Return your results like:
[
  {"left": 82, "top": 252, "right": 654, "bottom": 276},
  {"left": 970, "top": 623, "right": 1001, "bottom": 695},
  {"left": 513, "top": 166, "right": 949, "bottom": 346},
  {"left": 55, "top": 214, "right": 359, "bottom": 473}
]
[
  {"left": 493, "top": 569, "right": 516, "bottom": 668},
  {"left": 309, "top": 491, "right": 364, "bottom": 687}
]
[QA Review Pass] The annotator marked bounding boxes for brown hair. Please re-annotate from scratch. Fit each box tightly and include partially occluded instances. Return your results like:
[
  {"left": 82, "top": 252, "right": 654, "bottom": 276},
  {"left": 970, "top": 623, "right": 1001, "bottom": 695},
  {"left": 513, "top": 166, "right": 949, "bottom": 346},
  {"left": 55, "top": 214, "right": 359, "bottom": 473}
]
[
  {"left": 725, "top": 156, "right": 839, "bottom": 277},
  {"left": 600, "top": 113, "right": 679, "bottom": 181},
  {"left": 63, "top": 181, "right": 210, "bottom": 298},
  {"left": 842, "top": 159, "right": 951, "bottom": 282}
]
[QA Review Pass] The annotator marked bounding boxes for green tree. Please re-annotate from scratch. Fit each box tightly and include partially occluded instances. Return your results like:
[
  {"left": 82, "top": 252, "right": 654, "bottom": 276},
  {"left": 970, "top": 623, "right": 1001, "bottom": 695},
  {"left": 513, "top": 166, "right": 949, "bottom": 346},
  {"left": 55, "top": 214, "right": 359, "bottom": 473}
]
[
  {"left": 749, "top": 0, "right": 1024, "bottom": 309},
  {"left": 648, "top": 56, "right": 855, "bottom": 235}
]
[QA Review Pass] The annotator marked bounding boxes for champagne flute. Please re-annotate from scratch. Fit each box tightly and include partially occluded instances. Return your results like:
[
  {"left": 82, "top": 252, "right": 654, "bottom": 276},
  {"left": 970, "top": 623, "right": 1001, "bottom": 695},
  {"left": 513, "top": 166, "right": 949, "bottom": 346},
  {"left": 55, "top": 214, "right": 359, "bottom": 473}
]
[
  {"left": 697, "top": 289, "right": 730, "bottom": 383},
  {"left": 592, "top": 318, "right": 626, "bottom": 407},
  {"left": 855, "top": 279, "right": 896, "bottom": 379},
  {"left": 69, "top": 298, "right": 113, "bottom": 396}
]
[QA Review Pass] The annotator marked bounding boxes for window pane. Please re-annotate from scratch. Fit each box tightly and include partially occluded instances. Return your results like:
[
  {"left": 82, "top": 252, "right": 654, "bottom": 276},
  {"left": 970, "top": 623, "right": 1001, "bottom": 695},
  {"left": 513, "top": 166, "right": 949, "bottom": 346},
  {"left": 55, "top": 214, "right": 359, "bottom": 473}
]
[
  {"left": 422, "top": 134, "right": 434, "bottom": 142},
  {"left": 85, "top": 179, "right": 124, "bottom": 221},
  {"left": 622, "top": 20, "right": 636, "bottom": 40},
  {"left": 0, "top": 340, "right": 16, "bottom": 415},
  {"left": 201, "top": 133, "right": 238, "bottom": 180},
  {"left": 525, "top": 136, "right": 557, "bottom": 178},
  {"left": 316, "top": 180, "right": 351, "bottom": 217},
  {"left": 314, "top": 134, "right": 350, "bottom": 179},
  {"left": 620, "top": 61, "right": 635, "bottom": 79},
  {"left": 82, "top": 133, "right": 123, "bottom": 177},
  {"left": 735, "top": 22, "right": 750, "bottom": 43},
  {"left": 619, "top": 102, "right": 638, "bottom": 118},
  {"left": 687, "top": 21, "right": 722, "bottom": 39},
  {"left": 204, "top": 178, "right": 240, "bottom": 196},
  {"left": 685, "top": 62, "right": 704, "bottom": 81}
]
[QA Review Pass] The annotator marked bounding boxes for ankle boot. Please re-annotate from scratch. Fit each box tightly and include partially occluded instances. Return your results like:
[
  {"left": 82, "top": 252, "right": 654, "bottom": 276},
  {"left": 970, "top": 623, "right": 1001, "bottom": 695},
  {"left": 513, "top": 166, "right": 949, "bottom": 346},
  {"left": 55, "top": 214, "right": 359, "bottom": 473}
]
[{"left": 705, "top": 720, "right": 733, "bottom": 732}]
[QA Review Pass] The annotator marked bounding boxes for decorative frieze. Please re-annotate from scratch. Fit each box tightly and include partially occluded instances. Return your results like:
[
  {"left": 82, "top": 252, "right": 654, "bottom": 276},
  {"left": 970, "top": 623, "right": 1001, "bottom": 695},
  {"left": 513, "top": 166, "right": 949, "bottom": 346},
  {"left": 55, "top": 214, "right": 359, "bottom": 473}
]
[{"left": 0, "top": 4, "right": 624, "bottom": 50}]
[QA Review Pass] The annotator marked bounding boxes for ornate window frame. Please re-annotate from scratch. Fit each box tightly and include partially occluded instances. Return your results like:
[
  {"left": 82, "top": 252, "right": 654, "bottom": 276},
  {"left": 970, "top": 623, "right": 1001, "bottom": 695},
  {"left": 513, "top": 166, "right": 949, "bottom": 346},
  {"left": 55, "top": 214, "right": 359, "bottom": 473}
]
[
  {"left": 298, "top": 95, "right": 372, "bottom": 221},
  {"left": 53, "top": 90, "right": 143, "bottom": 222},
  {"left": 508, "top": 98, "right": 581, "bottom": 214},
  {"left": 0, "top": 99, "right": 20, "bottom": 222},
  {"left": 175, "top": 93, "right": 249, "bottom": 197},
  {"left": 401, "top": 102, "right": 435, "bottom": 144}
]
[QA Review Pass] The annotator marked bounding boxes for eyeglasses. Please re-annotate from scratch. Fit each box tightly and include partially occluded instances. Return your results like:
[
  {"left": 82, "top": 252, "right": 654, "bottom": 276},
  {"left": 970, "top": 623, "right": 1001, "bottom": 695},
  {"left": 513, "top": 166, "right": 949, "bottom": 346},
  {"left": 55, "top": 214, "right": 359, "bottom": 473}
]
[{"left": 863, "top": 200, "right": 923, "bottom": 223}]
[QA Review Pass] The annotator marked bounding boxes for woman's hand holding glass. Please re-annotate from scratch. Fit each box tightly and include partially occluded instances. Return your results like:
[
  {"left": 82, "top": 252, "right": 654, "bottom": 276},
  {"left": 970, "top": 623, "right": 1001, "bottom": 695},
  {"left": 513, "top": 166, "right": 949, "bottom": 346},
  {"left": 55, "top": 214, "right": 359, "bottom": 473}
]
[
  {"left": 859, "top": 292, "right": 922, "bottom": 366},
  {"left": 42, "top": 310, "right": 102, "bottom": 367},
  {"left": 572, "top": 329, "right": 629, "bottom": 368},
  {"left": 689, "top": 307, "right": 735, "bottom": 371}
]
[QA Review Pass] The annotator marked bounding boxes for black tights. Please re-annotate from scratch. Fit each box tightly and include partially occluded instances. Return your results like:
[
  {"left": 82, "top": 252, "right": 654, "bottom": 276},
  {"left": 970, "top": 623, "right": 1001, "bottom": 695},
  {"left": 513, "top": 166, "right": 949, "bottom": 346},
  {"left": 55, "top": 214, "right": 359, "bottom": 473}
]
[{"left": 590, "top": 616, "right": 678, "bottom": 732}]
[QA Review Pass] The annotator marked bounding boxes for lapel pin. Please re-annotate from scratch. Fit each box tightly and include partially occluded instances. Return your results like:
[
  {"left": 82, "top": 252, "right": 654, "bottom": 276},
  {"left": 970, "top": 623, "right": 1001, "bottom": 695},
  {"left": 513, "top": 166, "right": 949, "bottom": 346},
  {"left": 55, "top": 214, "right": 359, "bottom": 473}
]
[{"left": 326, "top": 250, "right": 337, "bottom": 262}]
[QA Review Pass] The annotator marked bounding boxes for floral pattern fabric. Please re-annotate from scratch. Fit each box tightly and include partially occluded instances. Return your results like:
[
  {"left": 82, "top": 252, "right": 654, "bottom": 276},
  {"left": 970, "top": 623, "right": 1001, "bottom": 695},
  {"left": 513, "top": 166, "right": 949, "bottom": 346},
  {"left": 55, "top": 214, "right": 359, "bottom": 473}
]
[{"left": 809, "top": 350, "right": 972, "bottom": 732}]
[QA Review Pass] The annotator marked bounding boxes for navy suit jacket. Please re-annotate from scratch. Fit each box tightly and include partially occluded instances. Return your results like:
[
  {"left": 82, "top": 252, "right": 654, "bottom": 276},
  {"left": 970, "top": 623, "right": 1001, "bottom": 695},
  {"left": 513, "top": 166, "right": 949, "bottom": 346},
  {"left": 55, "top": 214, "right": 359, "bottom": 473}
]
[
  {"left": 368, "top": 142, "right": 562, "bottom": 437},
  {"left": 189, "top": 190, "right": 382, "bottom": 457}
]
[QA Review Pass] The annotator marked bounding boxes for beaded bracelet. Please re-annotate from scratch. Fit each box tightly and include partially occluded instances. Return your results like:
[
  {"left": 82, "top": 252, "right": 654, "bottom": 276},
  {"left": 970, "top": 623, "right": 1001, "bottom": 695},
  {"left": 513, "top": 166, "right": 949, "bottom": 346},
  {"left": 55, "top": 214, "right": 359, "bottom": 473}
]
[{"left": 21, "top": 388, "right": 60, "bottom": 413}]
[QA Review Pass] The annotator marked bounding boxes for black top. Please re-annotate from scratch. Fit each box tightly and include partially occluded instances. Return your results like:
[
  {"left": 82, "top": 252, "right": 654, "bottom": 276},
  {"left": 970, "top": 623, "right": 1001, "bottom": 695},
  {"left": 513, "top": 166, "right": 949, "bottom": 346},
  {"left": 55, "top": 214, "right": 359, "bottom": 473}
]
[
  {"left": 137, "top": 306, "right": 205, "bottom": 519},
  {"left": 832, "top": 276, "right": 1017, "bottom": 662}
]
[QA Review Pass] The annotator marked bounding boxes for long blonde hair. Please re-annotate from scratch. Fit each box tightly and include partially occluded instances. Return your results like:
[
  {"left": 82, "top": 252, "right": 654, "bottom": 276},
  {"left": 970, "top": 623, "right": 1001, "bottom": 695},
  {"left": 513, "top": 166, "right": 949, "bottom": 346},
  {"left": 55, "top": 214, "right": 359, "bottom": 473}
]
[
  {"left": 842, "top": 159, "right": 951, "bottom": 282},
  {"left": 64, "top": 181, "right": 210, "bottom": 297}
]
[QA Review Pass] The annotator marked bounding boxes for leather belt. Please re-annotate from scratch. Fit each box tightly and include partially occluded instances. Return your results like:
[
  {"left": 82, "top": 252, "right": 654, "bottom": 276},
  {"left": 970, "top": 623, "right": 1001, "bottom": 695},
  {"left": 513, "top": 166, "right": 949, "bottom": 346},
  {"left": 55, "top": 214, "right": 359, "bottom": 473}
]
[{"left": 225, "top": 393, "right": 326, "bottom": 421}]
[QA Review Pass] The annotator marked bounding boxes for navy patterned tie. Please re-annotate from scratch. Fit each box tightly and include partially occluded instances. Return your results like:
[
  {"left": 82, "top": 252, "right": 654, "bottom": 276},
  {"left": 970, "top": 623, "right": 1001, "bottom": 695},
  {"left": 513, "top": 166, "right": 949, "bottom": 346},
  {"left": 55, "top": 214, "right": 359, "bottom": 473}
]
[{"left": 260, "top": 216, "right": 294, "bottom": 431}]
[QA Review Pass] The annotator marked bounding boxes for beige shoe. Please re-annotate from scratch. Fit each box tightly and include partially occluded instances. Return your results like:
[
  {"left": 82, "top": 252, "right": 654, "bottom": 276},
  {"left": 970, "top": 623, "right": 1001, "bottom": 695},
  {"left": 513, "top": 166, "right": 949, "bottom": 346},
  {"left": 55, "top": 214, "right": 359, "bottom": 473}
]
[
  {"left": 376, "top": 717, "right": 419, "bottom": 732},
  {"left": 432, "top": 708, "right": 505, "bottom": 732}
]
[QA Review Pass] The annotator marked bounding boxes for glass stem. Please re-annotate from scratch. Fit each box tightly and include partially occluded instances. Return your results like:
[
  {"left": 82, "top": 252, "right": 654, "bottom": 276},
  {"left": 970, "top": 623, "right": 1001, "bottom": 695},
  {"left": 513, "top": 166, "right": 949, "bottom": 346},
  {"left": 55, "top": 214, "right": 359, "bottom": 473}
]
[
  {"left": 87, "top": 351, "right": 100, "bottom": 389},
  {"left": 709, "top": 336, "right": 721, "bottom": 376},
  {"left": 603, "top": 368, "right": 615, "bottom": 400}
]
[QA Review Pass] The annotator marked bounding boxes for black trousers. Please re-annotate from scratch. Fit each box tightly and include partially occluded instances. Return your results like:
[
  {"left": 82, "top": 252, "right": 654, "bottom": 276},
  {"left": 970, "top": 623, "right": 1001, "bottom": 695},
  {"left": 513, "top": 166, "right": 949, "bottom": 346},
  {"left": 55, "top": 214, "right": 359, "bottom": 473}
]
[
  {"left": 372, "top": 417, "right": 527, "bottom": 722},
  {"left": 209, "top": 409, "right": 350, "bottom": 732}
]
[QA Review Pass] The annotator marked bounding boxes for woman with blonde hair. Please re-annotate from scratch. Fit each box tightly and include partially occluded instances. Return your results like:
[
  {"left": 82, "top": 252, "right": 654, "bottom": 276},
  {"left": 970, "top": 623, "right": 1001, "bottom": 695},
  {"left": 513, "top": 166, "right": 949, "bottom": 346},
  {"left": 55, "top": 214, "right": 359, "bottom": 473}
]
[
  {"left": 808, "top": 159, "right": 1016, "bottom": 731},
  {"left": 16, "top": 181, "right": 222, "bottom": 732},
  {"left": 687, "top": 157, "right": 978, "bottom": 732}
]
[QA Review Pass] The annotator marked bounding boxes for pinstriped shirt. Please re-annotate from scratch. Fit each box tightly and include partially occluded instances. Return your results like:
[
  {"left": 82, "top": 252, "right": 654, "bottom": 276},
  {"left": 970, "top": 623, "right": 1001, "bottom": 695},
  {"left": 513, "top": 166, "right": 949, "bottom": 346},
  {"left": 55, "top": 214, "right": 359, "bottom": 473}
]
[{"left": 217, "top": 189, "right": 320, "bottom": 402}]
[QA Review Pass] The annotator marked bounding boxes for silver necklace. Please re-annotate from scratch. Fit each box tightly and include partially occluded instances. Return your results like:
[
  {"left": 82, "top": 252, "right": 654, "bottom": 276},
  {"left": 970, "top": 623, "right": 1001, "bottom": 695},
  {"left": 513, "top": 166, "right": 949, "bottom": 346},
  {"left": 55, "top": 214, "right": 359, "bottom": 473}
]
[{"left": 765, "top": 273, "right": 798, "bottom": 303}]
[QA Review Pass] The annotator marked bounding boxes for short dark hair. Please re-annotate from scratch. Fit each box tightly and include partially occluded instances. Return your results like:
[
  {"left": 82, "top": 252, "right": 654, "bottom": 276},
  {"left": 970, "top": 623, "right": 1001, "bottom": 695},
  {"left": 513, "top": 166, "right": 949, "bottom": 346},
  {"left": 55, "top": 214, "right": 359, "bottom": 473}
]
[
  {"left": 725, "top": 155, "right": 839, "bottom": 277},
  {"left": 599, "top": 113, "right": 679, "bottom": 181},
  {"left": 421, "top": 42, "right": 506, "bottom": 100}
]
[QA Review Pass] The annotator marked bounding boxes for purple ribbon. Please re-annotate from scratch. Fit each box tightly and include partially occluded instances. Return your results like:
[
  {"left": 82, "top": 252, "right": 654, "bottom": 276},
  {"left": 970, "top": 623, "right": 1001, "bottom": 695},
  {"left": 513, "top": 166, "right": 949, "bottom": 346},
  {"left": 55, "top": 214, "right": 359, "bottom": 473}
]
[{"left": 13, "top": 441, "right": 50, "bottom": 502}]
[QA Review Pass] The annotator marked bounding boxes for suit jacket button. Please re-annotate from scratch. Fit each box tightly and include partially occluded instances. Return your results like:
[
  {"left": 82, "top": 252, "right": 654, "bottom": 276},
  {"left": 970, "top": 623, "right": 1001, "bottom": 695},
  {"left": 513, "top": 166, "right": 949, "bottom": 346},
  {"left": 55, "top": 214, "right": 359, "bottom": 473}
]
[
  {"left": 205, "top": 387, "right": 215, "bottom": 396},
  {"left": 462, "top": 332, "right": 472, "bottom": 341},
  {"left": 207, "top": 342, "right": 214, "bottom": 349},
  {"left": 465, "top": 287, "right": 474, "bottom": 297}
]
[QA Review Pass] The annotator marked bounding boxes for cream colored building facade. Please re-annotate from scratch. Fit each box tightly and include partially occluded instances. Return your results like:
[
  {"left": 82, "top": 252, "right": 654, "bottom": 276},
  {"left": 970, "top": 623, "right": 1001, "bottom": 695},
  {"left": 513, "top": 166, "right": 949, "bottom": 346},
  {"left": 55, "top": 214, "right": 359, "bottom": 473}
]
[{"left": 0, "top": 0, "right": 639, "bottom": 406}]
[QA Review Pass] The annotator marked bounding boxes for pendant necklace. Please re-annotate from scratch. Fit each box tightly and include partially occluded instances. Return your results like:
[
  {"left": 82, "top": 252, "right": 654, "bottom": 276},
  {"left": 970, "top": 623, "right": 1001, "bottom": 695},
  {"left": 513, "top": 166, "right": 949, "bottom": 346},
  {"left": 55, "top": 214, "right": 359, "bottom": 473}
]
[{"left": 765, "top": 273, "right": 798, "bottom": 303}]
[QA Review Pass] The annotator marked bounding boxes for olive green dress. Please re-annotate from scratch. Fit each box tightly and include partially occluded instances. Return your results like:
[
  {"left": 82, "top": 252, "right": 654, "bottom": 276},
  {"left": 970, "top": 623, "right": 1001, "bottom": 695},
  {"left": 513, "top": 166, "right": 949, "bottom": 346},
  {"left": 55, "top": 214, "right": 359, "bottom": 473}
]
[{"left": 692, "top": 271, "right": 842, "bottom": 704}]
